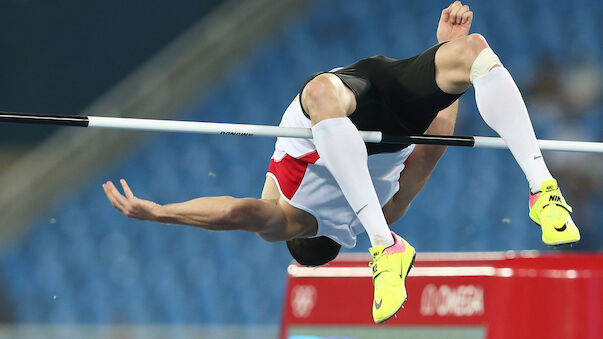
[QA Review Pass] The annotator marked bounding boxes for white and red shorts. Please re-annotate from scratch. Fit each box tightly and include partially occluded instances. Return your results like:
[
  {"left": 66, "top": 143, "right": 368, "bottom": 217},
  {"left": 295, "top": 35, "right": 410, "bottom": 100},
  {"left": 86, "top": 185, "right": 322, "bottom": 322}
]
[{"left": 267, "top": 143, "right": 413, "bottom": 248}]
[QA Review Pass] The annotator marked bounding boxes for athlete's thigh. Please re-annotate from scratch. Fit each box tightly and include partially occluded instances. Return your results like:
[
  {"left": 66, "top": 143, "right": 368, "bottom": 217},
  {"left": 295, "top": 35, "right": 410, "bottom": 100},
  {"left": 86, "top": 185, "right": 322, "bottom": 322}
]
[{"left": 434, "top": 34, "right": 488, "bottom": 94}]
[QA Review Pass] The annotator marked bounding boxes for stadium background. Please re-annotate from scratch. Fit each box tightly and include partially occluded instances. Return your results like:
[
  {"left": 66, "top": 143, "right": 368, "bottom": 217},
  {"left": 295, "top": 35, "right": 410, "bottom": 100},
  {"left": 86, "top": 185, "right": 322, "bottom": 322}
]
[{"left": 0, "top": 0, "right": 601, "bottom": 338}]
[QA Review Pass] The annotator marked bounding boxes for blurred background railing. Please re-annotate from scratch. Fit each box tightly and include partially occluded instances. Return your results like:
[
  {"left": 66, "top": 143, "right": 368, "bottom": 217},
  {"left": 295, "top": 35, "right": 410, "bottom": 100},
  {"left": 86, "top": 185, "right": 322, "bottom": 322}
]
[{"left": 0, "top": 0, "right": 600, "bottom": 338}]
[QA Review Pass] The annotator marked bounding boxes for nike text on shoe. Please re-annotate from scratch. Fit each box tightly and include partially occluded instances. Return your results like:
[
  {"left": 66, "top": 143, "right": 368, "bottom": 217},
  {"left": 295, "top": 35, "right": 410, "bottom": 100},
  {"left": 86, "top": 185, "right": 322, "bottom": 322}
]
[
  {"left": 529, "top": 179, "right": 580, "bottom": 245},
  {"left": 369, "top": 231, "right": 416, "bottom": 324}
]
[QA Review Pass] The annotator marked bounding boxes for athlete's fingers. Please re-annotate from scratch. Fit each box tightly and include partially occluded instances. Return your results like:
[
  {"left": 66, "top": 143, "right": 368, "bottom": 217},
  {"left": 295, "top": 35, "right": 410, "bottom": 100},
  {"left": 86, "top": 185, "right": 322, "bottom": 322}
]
[
  {"left": 120, "top": 178, "right": 135, "bottom": 199},
  {"left": 103, "top": 182, "right": 124, "bottom": 211},
  {"left": 452, "top": 5, "right": 469, "bottom": 24},
  {"left": 462, "top": 10, "right": 473, "bottom": 24},
  {"left": 440, "top": 8, "right": 450, "bottom": 23},
  {"left": 103, "top": 185, "right": 122, "bottom": 211},
  {"left": 103, "top": 183, "right": 121, "bottom": 209},
  {"left": 459, "top": 5, "right": 470, "bottom": 23},
  {"left": 104, "top": 181, "right": 129, "bottom": 212},
  {"left": 103, "top": 181, "right": 118, "bottom": 201},
  {"left": 453, "top": 4, "right": 469, "bottom": 24},
  {"left": 449, "top": 3, "right": 463, "bottom": 24},
  {"left": 444, "top": 1, "right": 458, "bottom": 18},
  {"left": 447, "top": 1, "right": 458, "bottom": 14}
]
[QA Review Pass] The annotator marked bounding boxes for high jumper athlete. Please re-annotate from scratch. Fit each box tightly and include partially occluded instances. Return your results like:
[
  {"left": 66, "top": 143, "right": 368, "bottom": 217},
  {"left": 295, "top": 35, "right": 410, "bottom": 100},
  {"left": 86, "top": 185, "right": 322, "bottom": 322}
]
[{"left": 103, "top": 1, "right": 580, "bottom": 323}]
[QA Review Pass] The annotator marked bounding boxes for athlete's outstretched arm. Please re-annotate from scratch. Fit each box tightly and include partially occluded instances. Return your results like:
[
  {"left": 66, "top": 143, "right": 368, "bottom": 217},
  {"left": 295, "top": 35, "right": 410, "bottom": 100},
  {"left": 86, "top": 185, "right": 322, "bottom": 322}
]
[
  {"left": 383, "top": 100, "right": 459, "bottom": 224},
  {"left": 102, "top": 179, "right": 293, "bottom": 241}
]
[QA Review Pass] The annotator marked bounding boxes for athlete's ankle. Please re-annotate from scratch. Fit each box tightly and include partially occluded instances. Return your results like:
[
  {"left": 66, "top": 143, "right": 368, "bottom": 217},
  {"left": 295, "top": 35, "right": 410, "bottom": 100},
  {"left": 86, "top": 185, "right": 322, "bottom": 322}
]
[{"left": 371, "top": 233, "right": 395, "bottom": 248}]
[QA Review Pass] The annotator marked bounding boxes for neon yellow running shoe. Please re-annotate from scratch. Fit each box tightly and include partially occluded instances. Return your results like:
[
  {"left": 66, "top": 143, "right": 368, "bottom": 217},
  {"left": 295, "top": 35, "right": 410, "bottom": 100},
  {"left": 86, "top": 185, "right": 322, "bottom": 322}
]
[
  {"left": 529, "top": 179, "right": 580, "bottom": 245},
  {"left": 369, "top": 232, "right": 416, "bottom": 324}
]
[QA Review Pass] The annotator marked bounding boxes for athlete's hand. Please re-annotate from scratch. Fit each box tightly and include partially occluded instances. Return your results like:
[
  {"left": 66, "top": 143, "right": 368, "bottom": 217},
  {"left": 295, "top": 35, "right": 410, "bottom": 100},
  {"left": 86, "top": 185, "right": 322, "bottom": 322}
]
[
  {"left": 103, "top": 179, "right": 162, "bottom": 221},
  {"left": 437, "top": 1, "right": 473, "bottom": 43}
]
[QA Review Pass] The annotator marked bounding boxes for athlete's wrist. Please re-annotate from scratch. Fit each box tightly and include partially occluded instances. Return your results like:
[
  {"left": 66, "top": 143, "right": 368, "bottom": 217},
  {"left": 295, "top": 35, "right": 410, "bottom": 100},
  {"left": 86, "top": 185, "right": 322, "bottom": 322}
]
[{"left": 150, "top": 204, "right": 171, "bottom": 224}]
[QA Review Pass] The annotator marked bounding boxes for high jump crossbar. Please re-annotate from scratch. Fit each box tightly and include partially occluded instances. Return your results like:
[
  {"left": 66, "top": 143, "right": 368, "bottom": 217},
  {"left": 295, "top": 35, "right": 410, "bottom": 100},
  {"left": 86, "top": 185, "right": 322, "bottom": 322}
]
[{"left": 1, "top": 111, "right": 602, "bottom": 153}]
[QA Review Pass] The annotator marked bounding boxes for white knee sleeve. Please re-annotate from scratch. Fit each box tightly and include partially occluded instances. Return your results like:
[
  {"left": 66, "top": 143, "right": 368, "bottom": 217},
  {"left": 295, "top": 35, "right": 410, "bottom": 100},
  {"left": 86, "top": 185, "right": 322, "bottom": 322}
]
[{"left": 470, "top": 48, "right": 502, "bottom": 83}]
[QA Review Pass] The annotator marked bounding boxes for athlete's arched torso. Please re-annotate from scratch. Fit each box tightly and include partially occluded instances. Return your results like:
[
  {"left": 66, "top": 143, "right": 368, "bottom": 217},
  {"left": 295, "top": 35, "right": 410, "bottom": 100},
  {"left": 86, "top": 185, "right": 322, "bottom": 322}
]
[{"left": 263, "top": 46, "right": 460, "bottom": 248}]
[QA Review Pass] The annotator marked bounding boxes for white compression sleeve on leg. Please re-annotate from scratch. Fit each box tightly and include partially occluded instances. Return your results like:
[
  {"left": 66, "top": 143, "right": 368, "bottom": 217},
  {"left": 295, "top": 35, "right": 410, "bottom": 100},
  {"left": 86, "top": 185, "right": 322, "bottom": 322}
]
[
  {"left": 473, "top": 65, "right": 553, "bottom": 192},
  {"left": 312, "top": 117, "right": 394, "bottom": 247}
]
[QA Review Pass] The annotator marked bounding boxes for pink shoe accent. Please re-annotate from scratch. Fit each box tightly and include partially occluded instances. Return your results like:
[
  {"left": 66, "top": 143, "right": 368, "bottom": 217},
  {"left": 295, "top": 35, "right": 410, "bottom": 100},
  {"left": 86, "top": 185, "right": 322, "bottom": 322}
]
[
  {"left": 529, "top": 190, "right": 541, "bottom": 208},
  {"left": 384, "top": 231, "right": 406, "bottom": 255}
]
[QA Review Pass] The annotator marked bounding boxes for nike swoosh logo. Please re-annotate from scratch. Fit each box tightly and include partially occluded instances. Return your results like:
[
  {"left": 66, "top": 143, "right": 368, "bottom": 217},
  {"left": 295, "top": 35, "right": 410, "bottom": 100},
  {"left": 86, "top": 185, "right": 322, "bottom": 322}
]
[
  {"left": 374, "top": 299, "right": 382, "bottom": 309},
  {"left": 355, "top": 204, "right": 368, "bottom": 215},
  {"left": 554, "top": 222, "right": 568, "bottom": 232},
  {"left": 534, "top": 155, "right": 543, "bottom": 160}
]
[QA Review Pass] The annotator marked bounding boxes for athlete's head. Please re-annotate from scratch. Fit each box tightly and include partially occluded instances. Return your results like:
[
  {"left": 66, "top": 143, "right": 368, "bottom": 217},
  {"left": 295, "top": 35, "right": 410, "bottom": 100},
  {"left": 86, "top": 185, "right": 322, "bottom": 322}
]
[{"left": 286, "top": 236, "right": 341, "bottom": 267}]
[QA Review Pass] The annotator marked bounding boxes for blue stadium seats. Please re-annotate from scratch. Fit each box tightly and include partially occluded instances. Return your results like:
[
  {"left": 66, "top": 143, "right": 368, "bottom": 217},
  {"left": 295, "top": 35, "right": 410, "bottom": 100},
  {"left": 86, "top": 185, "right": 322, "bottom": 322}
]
[{"left": 0, "top": 0, "right": 600, "bottom": 325}]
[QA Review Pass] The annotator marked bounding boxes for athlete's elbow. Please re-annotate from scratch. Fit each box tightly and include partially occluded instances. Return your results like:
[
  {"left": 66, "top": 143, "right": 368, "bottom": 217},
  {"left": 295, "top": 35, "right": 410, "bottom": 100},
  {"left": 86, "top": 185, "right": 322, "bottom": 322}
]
[
  {"left": 257, "top": 232, "right": 284, "bottom": 242},
  {"left": 422, "top": 146, "right": 448, "bottom": 163},
  {"left": 219, "top": 198, "right": 270, "bottom": 233},
  {"left": 218, "top": 199, "right": 250, "bottom": 229},
  {"left": 407, "top": 145, "right": 447, "bottom": 168},
  {"left": 384, "top": 201, "right": 410, "bottom": 225}
]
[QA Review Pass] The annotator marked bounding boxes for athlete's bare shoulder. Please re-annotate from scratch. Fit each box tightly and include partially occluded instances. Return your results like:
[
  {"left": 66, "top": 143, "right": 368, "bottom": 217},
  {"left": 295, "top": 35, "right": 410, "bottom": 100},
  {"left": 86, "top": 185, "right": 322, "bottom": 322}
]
[{"left": 259, "top": 176, "right": 317, "bottom": 240}]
